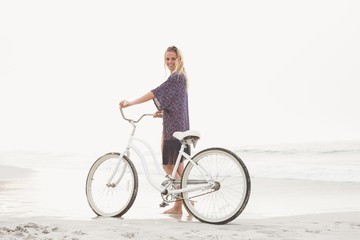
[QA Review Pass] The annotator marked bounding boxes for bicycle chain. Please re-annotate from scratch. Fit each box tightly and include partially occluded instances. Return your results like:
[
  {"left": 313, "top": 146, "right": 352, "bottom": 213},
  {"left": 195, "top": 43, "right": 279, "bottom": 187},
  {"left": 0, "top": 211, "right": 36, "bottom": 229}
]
[{"left": 167, "top": 189, "right": 216, "bottom": 203}]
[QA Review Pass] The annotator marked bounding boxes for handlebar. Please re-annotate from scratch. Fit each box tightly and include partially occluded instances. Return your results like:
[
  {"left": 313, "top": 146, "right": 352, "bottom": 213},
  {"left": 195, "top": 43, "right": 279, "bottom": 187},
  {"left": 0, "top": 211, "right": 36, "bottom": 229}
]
[{"left": 120, "top": 107, "right": 154, "bottom": 124}]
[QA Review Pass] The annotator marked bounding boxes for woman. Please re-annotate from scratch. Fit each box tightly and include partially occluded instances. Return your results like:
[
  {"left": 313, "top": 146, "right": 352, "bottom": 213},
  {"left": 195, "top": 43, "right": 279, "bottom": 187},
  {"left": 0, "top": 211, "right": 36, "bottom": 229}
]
[{"left": 119, "top": 46, "right": 190, "bottom": 215}]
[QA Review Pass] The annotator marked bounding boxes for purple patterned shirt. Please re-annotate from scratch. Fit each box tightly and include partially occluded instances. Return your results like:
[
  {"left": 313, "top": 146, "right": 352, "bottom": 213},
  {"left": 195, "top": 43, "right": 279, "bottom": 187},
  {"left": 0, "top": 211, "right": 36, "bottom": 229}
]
[{"left": 151, "top": 72, "right": 190, "bottom": 140}]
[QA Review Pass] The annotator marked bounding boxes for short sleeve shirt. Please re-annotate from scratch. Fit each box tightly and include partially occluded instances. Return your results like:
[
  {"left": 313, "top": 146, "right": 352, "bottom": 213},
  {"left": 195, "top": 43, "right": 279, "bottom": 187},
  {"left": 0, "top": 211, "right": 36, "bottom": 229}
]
[{"left": 151, "top": 72, "right": 190, "bottom": 140}]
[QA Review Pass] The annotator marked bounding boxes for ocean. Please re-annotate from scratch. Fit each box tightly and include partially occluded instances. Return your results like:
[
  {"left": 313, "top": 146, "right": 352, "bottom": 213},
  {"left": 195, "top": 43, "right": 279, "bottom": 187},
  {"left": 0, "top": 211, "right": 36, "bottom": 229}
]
[
  {"left": 1, "top": 140, "right": 360, "bottom": 220},
  {"left": 236, "top": 140, "right": 360, "bottom": 183}
]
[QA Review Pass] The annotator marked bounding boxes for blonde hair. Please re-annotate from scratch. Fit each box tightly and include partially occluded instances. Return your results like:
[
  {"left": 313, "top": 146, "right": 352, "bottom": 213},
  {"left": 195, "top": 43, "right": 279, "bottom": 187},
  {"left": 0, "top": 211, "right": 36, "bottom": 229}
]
[{"left": 164, "top": 46, "right": 189, "bottom": 88}]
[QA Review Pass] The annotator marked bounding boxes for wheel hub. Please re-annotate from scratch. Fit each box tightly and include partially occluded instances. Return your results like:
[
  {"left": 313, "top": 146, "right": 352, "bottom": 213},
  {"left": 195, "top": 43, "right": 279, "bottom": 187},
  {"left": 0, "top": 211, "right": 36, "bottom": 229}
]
[{"left": 212, "top": 181, "right": 220, "bottom": 191}]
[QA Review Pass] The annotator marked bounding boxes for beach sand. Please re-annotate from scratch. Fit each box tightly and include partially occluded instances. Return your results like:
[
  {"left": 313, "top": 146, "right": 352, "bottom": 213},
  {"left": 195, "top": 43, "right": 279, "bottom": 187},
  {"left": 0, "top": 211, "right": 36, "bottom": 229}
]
[
  {"left": 1, "top": 212, "right": 360, "bottom": 239},
  {"left": 1, "top": 153, "right": 360, "bottom": 239}
]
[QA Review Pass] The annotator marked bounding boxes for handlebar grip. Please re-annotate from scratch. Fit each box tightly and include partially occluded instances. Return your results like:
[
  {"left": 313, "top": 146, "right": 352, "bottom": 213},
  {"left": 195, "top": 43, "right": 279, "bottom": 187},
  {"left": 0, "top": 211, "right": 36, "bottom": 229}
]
[{"left": 120, "top": 108, "right": 131, "bottom": 121}]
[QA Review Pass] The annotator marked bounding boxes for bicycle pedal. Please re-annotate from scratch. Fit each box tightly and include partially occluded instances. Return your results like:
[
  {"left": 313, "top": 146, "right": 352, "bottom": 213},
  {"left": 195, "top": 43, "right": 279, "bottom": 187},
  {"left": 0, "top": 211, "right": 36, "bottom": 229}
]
[{"left": 159, "top": 202, "right": 169, "bottom": 208}]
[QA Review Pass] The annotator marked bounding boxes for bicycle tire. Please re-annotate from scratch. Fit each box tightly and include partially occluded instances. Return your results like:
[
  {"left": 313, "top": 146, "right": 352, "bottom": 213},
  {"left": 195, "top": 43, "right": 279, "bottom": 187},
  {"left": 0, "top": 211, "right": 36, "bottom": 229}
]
[
  {"left": 86, "top": 152, "right": 138, "bottom": 217},
  {"left": 181, "top": 148, "right": 251, "bottom": 224}
]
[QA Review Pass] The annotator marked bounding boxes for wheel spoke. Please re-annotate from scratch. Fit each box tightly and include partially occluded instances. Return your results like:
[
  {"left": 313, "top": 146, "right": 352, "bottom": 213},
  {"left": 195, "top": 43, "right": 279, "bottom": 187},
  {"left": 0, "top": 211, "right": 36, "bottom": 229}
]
[
  {"left": 181, "top": 148, "right": 251, "bottom": 224},
  {"left": 86, "top": 153, "right": 138, "bottom": 217}
]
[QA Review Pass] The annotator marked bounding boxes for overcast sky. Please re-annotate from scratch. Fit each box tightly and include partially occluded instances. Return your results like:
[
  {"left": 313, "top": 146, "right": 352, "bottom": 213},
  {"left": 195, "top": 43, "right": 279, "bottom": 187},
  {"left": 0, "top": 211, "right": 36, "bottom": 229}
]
[{"left": 1, "top": 0, "right": 359, "bottom": 154}]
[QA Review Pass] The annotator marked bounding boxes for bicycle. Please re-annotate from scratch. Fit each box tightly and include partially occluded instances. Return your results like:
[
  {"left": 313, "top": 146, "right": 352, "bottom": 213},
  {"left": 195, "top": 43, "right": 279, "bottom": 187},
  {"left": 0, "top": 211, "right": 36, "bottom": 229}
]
[{"left": 85, "top": 108, "right": 251, "bottom": 224}]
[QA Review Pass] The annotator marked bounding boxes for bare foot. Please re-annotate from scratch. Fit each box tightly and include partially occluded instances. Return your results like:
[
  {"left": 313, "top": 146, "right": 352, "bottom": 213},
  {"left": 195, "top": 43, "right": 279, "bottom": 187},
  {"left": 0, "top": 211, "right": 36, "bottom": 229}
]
[{"left": 163, "top": 207, "right": 182, "bottom": 215}]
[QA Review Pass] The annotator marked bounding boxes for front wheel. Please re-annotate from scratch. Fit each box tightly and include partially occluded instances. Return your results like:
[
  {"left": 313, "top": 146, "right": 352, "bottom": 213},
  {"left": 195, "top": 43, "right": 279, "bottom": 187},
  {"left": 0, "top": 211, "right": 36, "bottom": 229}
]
[
  {"left": 85, "top": 152, "right": 138, "bottom": 217},
  {"left": 181, "top": 148, "right": 251, "bottom": 224}
]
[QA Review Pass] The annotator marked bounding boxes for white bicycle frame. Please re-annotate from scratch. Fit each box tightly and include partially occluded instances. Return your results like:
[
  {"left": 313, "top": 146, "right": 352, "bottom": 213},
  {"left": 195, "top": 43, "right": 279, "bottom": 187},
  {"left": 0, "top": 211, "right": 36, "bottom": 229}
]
[{"left": 107, "top": 109, "right": 215, "bottom": 196}]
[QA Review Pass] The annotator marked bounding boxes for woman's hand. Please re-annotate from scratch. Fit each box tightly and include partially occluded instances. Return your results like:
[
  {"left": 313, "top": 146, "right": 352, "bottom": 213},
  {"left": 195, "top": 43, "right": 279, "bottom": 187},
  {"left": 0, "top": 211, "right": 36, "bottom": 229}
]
[
  {"left": 153, "top": 110, "right": 163, "bottom": 118},
  {"left": 119, "top": 100, "right": 130, "bottom": 108}
]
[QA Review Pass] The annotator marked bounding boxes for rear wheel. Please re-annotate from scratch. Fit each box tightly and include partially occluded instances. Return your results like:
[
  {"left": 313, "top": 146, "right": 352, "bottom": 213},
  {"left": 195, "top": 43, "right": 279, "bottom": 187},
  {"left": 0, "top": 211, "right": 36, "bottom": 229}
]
[
  {"left": 86, "top": 152, "right": 138, "bottom": 217},
  {"left": 181, "top": 148, "right": 251, "bottom": 224}
]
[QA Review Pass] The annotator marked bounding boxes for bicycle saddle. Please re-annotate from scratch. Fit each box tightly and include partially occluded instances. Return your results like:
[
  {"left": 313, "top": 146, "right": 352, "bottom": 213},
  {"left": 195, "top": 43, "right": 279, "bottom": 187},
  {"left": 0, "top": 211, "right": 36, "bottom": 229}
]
[{"left": 173, "top": 130, "right": 201, "bottom": 147}]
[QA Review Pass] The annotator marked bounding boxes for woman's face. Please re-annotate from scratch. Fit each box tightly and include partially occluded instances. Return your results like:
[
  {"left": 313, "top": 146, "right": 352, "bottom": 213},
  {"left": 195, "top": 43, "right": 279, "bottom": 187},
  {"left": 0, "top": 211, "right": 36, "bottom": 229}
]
[{"left": 165, "top": 51, "right": 177, "bottom": 72}]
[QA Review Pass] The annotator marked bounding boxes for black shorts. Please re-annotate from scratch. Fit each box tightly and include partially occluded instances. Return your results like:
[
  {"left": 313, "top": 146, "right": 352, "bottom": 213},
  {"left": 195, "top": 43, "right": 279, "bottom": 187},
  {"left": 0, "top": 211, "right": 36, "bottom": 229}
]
[{"left": 162, "top": 140, "right": 191, "bottom": 165}]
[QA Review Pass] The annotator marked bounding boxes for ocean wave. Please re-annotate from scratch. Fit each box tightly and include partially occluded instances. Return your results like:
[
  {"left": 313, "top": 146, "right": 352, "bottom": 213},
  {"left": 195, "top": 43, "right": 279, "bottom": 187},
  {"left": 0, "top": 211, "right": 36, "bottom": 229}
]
[{"left": 235, "top": 143, "right": 360, "bottom": 155}]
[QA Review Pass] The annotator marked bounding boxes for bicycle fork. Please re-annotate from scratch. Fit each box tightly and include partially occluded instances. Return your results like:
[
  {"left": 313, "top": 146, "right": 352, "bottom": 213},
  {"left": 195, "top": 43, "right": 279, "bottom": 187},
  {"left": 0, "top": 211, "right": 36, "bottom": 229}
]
[{"left": 106, "top": 149, "right": 130, "bottom": 187}]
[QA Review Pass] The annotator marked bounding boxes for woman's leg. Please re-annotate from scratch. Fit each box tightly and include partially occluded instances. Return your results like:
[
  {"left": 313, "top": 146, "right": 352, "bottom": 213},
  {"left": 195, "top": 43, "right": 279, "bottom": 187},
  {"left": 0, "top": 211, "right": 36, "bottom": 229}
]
[
  {"left": 162, "top": 163, "right": 184, "bottom": 214},
  {"left": 161, "top": 136, "right": 187, "bottom": 214}
]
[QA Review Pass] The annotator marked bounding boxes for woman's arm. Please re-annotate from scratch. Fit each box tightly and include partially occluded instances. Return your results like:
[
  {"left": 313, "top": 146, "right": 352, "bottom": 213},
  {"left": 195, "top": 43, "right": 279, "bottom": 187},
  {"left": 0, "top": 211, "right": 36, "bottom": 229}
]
[{"left": 119, "top": 91, "right": 155, "bottom": 108}]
